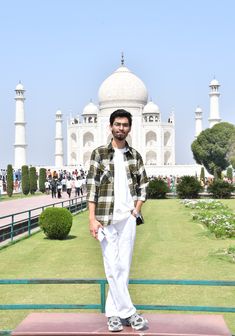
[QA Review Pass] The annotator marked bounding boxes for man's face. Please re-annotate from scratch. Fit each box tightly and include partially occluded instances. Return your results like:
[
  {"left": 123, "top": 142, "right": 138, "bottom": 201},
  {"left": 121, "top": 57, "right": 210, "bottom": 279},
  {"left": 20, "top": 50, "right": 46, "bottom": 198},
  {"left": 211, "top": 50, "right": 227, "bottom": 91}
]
[{"left": 110, "top": 117, "right": 131, "bottom": 141}]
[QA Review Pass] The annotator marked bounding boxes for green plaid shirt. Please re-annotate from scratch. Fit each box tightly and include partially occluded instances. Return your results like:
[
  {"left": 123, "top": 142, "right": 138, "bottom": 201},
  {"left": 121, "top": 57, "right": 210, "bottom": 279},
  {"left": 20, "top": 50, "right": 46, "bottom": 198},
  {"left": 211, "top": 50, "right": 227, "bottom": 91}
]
[{"left": 86, "top": 141, "right": 148, "bottom": 226}]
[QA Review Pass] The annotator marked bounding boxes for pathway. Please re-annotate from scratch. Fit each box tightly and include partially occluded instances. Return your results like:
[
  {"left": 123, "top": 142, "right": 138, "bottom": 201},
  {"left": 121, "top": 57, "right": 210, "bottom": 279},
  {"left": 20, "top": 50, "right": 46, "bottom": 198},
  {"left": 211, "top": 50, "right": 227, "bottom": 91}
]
[{"left": 0, "top": 192, "right": 81, "bottom": 227}]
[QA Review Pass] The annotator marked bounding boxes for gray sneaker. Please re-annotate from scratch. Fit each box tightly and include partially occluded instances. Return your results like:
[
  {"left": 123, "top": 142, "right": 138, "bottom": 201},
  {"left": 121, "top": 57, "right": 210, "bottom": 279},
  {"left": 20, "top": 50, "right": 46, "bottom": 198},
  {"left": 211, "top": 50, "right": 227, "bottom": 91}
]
[
  {"left": 125, "top": 312, "right": 148, "bottom": 330},
  {"left": 107, "top": 316, "right": 123, "bottom": 332}
]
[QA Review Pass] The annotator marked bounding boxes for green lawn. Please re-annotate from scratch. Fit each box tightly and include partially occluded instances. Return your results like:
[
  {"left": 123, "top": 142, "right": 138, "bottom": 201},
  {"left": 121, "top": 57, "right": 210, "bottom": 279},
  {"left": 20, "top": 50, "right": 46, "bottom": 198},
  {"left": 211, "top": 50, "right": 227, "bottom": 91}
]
[{"left": 0, "top": 199, "right": 235, "bottom": 333}]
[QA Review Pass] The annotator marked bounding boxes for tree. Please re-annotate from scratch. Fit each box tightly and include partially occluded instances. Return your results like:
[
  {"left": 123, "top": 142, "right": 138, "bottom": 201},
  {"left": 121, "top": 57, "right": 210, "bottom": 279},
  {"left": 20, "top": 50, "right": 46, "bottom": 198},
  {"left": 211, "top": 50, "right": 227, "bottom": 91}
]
[
  {"left": 22, "top": 165, "right": 30, "bottom": 195},
  {"left": 227, "top": 132, "right": 235, "bottom": 169},
  {"left": 191, "top": 122, "right": 235, "bottom": 178},
  {"left": 39, "top": 168, "right": 47, "bottom": 193},
  {"left": 29, "top": 167, "right": 38, "bottom": 194},
  {"left": 6, "top": 164, "right": 14, "bottom": 197}
]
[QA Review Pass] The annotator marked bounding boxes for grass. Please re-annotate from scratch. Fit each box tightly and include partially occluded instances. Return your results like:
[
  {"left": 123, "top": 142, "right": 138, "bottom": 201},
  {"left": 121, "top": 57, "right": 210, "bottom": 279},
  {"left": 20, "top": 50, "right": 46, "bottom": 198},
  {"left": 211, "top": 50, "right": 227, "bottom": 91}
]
[{"left": 0, "top": 199, "right": 235, "bottom": 333}]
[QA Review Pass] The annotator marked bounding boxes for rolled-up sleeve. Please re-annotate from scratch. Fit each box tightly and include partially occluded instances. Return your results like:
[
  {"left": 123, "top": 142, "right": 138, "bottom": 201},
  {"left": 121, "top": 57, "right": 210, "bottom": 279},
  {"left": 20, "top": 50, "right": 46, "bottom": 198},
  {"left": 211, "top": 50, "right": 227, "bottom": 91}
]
[{"left": 137, "top": 155, "right": 149, "bottom": 201}]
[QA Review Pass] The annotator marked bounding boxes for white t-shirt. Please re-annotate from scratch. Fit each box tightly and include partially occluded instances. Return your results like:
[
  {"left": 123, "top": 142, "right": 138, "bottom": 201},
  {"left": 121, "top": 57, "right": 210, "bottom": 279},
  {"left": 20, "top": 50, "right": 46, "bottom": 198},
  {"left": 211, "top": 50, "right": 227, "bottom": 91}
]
[{"left": 112, "top": 148, "right": 134, "bottom": 222}]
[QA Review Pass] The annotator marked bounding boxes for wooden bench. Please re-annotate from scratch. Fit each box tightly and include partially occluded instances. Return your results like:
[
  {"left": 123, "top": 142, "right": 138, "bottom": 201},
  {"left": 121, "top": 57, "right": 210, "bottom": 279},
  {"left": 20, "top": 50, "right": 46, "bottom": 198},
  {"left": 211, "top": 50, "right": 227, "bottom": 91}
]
[{"left": 12, "top": 313, "right": 232, "bottom": 336}]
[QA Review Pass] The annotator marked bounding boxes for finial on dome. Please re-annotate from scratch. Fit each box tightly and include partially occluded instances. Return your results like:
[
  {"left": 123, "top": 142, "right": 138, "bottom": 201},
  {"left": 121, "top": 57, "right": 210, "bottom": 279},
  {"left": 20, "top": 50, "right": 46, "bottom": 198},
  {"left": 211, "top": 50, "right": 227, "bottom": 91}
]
[{"left": 121, "top": 52, "right": 124, "bottom": 66}]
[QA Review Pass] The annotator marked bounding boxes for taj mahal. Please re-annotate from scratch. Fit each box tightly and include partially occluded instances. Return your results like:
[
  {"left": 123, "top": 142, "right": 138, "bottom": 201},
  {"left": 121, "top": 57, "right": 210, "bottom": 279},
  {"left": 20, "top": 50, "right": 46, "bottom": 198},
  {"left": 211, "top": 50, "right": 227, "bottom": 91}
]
[
  {"left": 13, "top": 58, "right": 222, "bottom": 177},
  {"left": 67, "top": 58, "right": 175, "bottom": 170}
]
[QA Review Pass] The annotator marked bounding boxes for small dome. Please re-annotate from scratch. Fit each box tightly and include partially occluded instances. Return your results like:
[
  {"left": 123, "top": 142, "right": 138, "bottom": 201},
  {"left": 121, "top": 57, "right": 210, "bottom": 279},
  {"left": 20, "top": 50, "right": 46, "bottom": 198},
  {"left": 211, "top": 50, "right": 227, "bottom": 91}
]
[
  {"left": 195, "top": 106, "right": 202, "bottom": 113},
  {"left": 98, "top": 66, "right": 148, "bottom": 105},
  {"left": 143, "top": 101, "right": 160, "bottom": 114},
  {"left": 82, "top": 102, "right": 99, "bottom": 115},
  {"left": 210, "top": 79, "right": 219, "bottom": 86},
  {"left": 15, "top": 82, "right": 24, "bottom": 90},
  {"left": 56, "top": 109, "right": 62, "bottom": 115}
]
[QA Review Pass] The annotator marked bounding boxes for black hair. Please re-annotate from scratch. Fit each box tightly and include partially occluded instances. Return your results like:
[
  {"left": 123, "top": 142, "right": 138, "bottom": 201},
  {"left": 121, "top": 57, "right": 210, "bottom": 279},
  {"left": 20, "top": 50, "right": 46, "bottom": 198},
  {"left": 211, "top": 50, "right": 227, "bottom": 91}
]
[{"left": 109, "top": 109, "right": 132, "bottom": 127}]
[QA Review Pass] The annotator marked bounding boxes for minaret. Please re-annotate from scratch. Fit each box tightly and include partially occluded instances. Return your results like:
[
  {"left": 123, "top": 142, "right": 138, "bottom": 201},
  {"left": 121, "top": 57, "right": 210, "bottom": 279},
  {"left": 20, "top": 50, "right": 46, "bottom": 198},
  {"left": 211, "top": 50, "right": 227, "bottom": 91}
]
[
  {"left": 55, "top": 109, "right": 64, "bottom": 167},
  {"left": 195, "top": 106, "right": 203, "bottom": 137},
  {"left": 208, "top": 78, "right": 221, "bottom": 128},
  {"left": 14, "top": 82, "right": 27, "bottom": 168},
  {"left": 168, "top": 107, "right": 175, "bottom": 124}
]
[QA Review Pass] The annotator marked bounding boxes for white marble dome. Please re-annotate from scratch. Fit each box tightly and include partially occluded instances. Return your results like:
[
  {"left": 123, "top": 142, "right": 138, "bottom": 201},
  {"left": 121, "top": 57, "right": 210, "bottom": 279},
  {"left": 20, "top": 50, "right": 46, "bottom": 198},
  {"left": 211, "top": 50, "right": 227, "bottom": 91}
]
[
  {"left": 210, "top": 79, "right": 219, "bottom": 86},
  {"left": 82, "top": 102, "right": 99, "bottom": 115},
  {"left": 15, "top": 82, "right": 24, "bottom": 91},
  {"left": 143, "top": 101, "right": 160, "bottom": 114},
  {"left": 195, "top": 106, "right": 202, "bottom": 113},
  {"left": 56, "top": 109, "right": 62, "bottom": 115},
  {"left": 98, "top": 66, "right": 148, "bottom": 105}
]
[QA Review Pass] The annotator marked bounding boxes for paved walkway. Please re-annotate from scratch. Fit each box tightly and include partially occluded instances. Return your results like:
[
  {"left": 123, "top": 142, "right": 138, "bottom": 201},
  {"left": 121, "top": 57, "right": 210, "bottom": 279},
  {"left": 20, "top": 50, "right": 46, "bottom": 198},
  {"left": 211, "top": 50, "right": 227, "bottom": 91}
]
[
  {"left": 0, "top": 192, "right": 82, "bottom": 227},
  {"left": 12, "top": 313, "right": 232, "bottom": 336}
]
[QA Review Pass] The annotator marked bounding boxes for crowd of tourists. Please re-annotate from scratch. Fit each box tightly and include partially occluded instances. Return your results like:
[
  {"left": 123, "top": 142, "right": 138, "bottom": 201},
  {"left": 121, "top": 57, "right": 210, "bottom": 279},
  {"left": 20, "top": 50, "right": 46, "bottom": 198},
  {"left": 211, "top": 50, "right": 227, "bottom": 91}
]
[
  {"left": 45, "top": 168, "right": 87, "bottom": 199},
  {"left": 0, "top": 167, "right": 234, "bottom": 197},
  {"left": 0, "top": 167, "right": 87, "bottom": 198}
]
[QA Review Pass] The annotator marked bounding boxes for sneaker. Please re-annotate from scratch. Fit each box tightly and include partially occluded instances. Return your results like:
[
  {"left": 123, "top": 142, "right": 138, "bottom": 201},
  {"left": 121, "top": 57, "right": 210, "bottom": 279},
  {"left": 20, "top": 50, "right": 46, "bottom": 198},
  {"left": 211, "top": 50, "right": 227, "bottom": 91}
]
[
  {"left": 125, "top": 312, "right": 148, "bottom": 330},
  {"left": 107, "top": 316, "right": 123, "bottom": 332}
]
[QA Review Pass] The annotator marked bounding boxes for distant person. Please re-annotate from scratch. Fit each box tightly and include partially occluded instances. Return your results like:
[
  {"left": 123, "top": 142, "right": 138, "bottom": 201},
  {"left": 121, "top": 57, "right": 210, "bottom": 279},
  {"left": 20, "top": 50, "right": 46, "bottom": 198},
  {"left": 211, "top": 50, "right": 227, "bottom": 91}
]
[
  {"left": 57, "top": 180, "right": 62, "bottom": 198},
  {"left": 74, "top": 176, "right": 83, "bottom": 197},
  {"left": 61, "top": 177, "right": 67, "bottom": 192},
  {"left": 45, "top": 180, "right": 50, "bottom": 195},
  {"left": 50, "top": 177, "right": 57, "bottom": 198},
  {"left": 66, "top": 177, "right": 72, "bottom": 198}
]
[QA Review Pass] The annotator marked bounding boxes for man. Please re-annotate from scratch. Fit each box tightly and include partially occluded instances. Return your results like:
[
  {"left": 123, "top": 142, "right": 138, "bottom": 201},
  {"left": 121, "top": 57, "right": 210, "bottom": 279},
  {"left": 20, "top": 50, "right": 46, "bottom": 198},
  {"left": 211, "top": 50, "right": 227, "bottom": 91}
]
[
  {"left": 50, "top": 177, "right": 57, "bottom": 198},
  {"left": 74, "top": 176, "right": 83, "bottom": 197},
  {"left": 86, "top": 109, "right": 149, "bottom": 332}
]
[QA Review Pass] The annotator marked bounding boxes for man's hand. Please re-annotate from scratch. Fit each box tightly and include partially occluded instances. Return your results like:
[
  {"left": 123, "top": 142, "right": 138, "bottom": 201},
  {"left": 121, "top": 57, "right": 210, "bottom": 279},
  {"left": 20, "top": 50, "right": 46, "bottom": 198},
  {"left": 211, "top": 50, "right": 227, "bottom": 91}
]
[{"left": 89, "top": 218, "right": 103, "bottom": 239}]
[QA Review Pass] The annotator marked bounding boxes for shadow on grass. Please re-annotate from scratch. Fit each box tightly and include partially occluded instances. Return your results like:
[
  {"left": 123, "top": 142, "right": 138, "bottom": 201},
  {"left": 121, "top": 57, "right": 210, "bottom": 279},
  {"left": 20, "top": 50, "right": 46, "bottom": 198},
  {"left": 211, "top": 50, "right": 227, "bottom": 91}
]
[{"left": 43, "top": 235, "right": 77, "bottom": 241}]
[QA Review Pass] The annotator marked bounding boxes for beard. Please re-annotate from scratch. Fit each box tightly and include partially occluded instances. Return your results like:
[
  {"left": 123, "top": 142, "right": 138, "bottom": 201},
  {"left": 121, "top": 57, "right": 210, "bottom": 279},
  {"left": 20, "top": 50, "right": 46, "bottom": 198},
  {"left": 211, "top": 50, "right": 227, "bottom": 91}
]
[{"left": 112, "top": 130, "right": 127, "bottom": 141}]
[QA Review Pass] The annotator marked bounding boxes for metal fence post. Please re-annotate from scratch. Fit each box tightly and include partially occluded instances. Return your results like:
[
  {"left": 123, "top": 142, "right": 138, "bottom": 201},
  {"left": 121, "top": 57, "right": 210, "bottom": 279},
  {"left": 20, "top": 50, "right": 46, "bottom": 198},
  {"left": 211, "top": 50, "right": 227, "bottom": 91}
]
[
  {"left": 100, "top": 280, "right": 106, "bottom": 313},
  {"left": 10, "top": 215, "right": 14, "bottom": 242},
  {"left": 28, "top": 210, "right": 31, "bottom": 236}
]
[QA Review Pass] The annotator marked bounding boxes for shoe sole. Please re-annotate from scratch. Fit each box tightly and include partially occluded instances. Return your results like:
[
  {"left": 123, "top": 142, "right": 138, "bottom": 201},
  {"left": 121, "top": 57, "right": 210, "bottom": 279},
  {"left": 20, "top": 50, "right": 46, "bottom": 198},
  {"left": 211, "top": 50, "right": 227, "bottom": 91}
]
[
  {"left": 131, "top": 319, "right": 148, "bottom": 330},
  {"left": 108, "top": 327, "right": 123, "bottom": 332},
  {"left": 107, "top": 322, "right": 123, "bottom": 332}
]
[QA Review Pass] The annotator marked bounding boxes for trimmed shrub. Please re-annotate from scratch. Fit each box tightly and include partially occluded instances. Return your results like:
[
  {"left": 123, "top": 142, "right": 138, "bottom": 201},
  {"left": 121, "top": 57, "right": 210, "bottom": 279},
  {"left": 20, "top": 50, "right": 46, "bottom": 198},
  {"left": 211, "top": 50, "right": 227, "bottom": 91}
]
[
  {"left": 22, "top": 165, "right": 29, "bottom": 195},
  {"left": 200, "top": 167, "right": 205, "bottom": 184},
  {"left": 39, "top": 168, "right": 47, "bottom": 193},
  {"left": 39, "top": 207, "right": 73, "bottom": 240},
  {"left": 6, "top": 164, "right": 14, "bottom": 197},
  {"left": 29, "top": 166, "right": 37, "bottom": 194},
  {"left": 213, "top": 168, "right": 219, "bottom": 180},
  {"left": 227, "top": 167, "right": 233, "bottom": 181},
  {"left": 207, "top": 179, "right": 235, "bottom": 199},
  {"left": 147, "top": 178, "right": 170, "bottom": 199},
  {"left": 176, "top": 175, "right": 202, "bottom": 199}
]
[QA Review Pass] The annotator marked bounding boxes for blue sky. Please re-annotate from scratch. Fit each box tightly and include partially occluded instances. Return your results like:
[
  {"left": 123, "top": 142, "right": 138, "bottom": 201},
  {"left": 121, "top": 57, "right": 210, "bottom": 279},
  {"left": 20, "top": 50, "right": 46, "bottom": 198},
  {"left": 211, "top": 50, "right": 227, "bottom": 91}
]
[{"left": 1, "top": 0, "right": 235, "bottom": 167}]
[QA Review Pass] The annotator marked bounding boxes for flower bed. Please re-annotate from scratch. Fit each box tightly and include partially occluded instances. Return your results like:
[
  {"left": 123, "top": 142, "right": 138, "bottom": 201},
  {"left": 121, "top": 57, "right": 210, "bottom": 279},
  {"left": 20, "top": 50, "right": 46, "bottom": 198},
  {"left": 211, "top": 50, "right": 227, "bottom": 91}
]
[{"left": 182, "top": 199, "right": 235, "bottom": 238}]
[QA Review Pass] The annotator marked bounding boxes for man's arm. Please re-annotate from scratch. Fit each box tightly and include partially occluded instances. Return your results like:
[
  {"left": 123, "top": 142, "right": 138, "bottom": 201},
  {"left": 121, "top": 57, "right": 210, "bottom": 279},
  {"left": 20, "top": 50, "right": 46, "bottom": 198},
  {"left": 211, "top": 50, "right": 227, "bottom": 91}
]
[
  {"left": 88, "top": 201, "right": 103, "bottom": 239},
  {"left": 134, "top": 200, "right": 144, "bottom": 213},
  {"left": 137, "top": 155, "right": 149, "bottom": 201},
  {"left": 86, "top": 149, "right": 104, "bottom": 239},
  {"left": 132, "top": 200, "right": 144, "bottom": 218}
]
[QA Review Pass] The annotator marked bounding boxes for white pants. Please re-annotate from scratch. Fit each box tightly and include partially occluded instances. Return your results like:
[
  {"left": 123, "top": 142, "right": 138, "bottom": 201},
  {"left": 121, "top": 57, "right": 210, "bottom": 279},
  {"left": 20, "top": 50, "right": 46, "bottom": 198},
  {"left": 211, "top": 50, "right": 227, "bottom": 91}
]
[{"left": 100, "top": 214, "right": 137, "bottom": 318}]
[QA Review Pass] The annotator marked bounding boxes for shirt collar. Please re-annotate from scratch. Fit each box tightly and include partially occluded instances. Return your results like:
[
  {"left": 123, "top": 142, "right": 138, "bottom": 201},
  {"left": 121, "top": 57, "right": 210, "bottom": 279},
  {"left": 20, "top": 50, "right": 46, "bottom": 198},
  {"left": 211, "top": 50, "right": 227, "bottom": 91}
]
[{"left": 107, "top": 140, "right": 133, "bottom": 156}]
